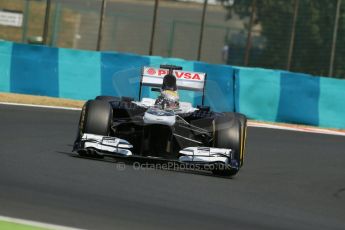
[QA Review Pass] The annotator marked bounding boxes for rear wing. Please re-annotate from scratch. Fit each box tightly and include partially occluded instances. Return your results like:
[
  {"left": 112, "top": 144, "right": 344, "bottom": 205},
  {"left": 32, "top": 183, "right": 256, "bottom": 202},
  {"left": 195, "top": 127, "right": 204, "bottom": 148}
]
[
  {"left": 141, "top": 66, "right": 206, "bottom": 91},
  {"left": 140, "top": 66, "right": 207, "bottom": 105}
]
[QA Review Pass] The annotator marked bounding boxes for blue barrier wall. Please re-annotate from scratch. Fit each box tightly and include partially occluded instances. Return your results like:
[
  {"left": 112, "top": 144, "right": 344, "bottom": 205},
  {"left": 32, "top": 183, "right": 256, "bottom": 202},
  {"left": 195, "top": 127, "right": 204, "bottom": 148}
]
[
  {"left": 234, "top": 67, "right": 281, "bottom": 122},
  {"left": 194, "top": 62, "right": 234, "bottom": 112},
  {"left": 277, "top": 72, "right": 320, "bottom": 126},
  {"left": 0, "top": 42, "right": 12, "bottom": 92},
  {"left": 11, "top": 43, "right": 59, "bottom": 97},
  {"left": 101, "top": 51, "right": 149, "bottom": 100},
  {"left": 59, "top": 48, "right": 101, "bottom": 100},
  {"left": 234, "top": 69, "right": 345, "bottom": 129},
  {"left": 318, "top": 77, "right": 345, "bottom": 129},
  {"left": 1, "top": 40, "right": 345, "bottom": 129},
  {"left": 0, "top": 41, "right": 234, "bottom": 112}
]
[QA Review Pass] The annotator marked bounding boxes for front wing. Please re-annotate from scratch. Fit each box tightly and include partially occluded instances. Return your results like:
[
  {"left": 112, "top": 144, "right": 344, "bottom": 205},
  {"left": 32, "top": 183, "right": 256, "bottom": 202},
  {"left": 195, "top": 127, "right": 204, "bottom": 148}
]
[{"left": 76, "top": 133, "right": 239, "bottom": 170}]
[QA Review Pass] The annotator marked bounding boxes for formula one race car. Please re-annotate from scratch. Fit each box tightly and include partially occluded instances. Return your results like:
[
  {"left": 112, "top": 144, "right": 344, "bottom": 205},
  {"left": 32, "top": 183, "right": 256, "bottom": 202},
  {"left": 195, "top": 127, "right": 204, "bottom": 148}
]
[{"left": 73, "top": 65, "right": 247, "bottom": 176}]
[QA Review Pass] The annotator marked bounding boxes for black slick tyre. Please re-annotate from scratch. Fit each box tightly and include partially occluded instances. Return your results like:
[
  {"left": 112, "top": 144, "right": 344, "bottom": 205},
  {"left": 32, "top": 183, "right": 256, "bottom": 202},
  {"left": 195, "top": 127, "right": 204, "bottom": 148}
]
[
  {"left": 77, "top": 100, "right": 112, "bottom": 157},
  {"left": 82, "top": 100, "right": 112, "bottom": 136},
  {"left": 212, "top": 114, "right": 242, "bottom": 176},
  {"left": 234, "top": 113, "right": 247, "bottom": 167}
]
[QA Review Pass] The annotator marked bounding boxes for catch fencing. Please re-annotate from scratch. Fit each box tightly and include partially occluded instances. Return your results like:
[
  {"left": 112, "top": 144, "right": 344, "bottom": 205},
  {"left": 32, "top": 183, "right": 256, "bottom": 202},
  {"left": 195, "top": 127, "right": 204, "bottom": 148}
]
[{"left": 1, "top": 0, "right": 344, "bottom": 78}]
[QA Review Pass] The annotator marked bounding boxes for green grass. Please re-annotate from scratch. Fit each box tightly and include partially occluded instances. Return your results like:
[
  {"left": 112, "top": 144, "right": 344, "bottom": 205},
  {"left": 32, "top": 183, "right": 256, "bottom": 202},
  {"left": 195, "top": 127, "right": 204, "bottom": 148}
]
[{"left": 0, "top": 220, "right": 48, "bottom": 230}]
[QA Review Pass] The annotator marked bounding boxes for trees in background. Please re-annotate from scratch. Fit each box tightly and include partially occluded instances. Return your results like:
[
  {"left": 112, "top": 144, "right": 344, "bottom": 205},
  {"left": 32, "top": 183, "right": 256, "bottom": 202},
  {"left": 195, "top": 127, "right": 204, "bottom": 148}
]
[{"left": 218, "top": 0, "right": 345, "bottom": 78}]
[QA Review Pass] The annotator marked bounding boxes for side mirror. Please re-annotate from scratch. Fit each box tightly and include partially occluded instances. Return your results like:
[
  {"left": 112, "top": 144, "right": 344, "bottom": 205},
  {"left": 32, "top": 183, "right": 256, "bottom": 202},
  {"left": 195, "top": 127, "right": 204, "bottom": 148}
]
[
  {"left": 151, "top": 88, "right": 161, "bottom": 92},
  {"left": 197, "top": 105, "right": 210, "bottom": 112}
]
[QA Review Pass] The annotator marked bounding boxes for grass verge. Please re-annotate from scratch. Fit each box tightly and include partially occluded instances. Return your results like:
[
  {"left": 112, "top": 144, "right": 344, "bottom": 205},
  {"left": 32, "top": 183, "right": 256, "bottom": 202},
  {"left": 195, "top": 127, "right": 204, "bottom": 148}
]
[
  {"left": 0, "top": 220, "right": 47, "bottom": 230},
  {"left": 0, "top": 93, "right": 84, "bottom": 108}
]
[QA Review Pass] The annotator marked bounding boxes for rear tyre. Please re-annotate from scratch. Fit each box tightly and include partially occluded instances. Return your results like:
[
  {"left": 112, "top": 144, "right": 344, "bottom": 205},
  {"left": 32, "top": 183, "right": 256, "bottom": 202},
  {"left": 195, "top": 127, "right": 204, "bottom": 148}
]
[{"left": 212, "top": 113, "right": 242, "bottom": 176}]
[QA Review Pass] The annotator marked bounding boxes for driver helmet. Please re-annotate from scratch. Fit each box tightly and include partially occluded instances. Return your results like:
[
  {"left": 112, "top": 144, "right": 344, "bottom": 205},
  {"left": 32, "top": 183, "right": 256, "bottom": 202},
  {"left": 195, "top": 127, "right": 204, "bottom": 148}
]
[
  {"left": 162, "top": 74, "right": 177, "bottom": 91},
  {"left": 155, "top": 90, "right": 180, "bottom": 110},
  {"left": 155, "top": 74, "right": 179, "bottom": 109}
]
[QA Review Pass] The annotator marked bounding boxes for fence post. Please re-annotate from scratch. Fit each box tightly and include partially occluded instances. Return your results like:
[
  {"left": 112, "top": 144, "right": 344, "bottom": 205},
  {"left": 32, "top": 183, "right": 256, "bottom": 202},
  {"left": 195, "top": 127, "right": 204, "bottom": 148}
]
[
  {"left": 286, "top": 0, "right": 299, "bottom": 70},
  {"left": 197, "top": 0, "right": 208, "bottom": 61},
  {"left": 329, "top": 0, "right": 342, "bottom": 77},
  {"left": 22, "top": 0, "right": 30, "bottom": 43},
  {"left": 167, "top": 20, "right": 176, "bottom": 57},
  {"left": 97, "top": 0, "right": 107, "bottom": 51},
  {"left": 149, "top": 0, "right": 159, "bottom": 55},
  {"left": 51, "top": 1, "right": 61, "bottom": 47},
  {"left": 42, "top": 0, "right": 51, "bottom": 45},
  {"left": 243, "top": 0, "right": 256, "bottom": 66}
]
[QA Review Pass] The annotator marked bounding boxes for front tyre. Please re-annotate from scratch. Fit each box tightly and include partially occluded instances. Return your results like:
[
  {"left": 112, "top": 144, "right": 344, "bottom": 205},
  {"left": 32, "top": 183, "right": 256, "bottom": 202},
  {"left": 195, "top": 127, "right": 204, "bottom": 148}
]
[
  {"left": 82, "top": 100, "right": 112, "bottom": 135},
  {"left": 76, "top": 100, "right": 112, "bottom": 157},
  {"left": 234, "top": 113, "right": 247, "bottom": 166},
  {"left": 212, "top": 114, "right": 242, "bottom": 177}
]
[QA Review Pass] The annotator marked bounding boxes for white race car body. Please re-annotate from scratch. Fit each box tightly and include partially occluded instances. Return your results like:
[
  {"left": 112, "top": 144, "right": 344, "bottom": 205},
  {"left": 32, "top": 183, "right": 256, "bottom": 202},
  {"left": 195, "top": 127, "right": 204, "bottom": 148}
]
[
  {"left": 81, "top": 97, "right": 233, "bottom": 165},
  {"left": 74, "top": 65, "right": 246, "bottom": 176}
]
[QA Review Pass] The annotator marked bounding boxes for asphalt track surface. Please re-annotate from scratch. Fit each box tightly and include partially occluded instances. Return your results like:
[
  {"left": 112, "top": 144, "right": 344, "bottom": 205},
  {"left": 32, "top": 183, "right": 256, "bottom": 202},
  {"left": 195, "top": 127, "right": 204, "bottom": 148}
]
[{"left": 0, "top": 104, "right": 344, "bottom": 230}]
